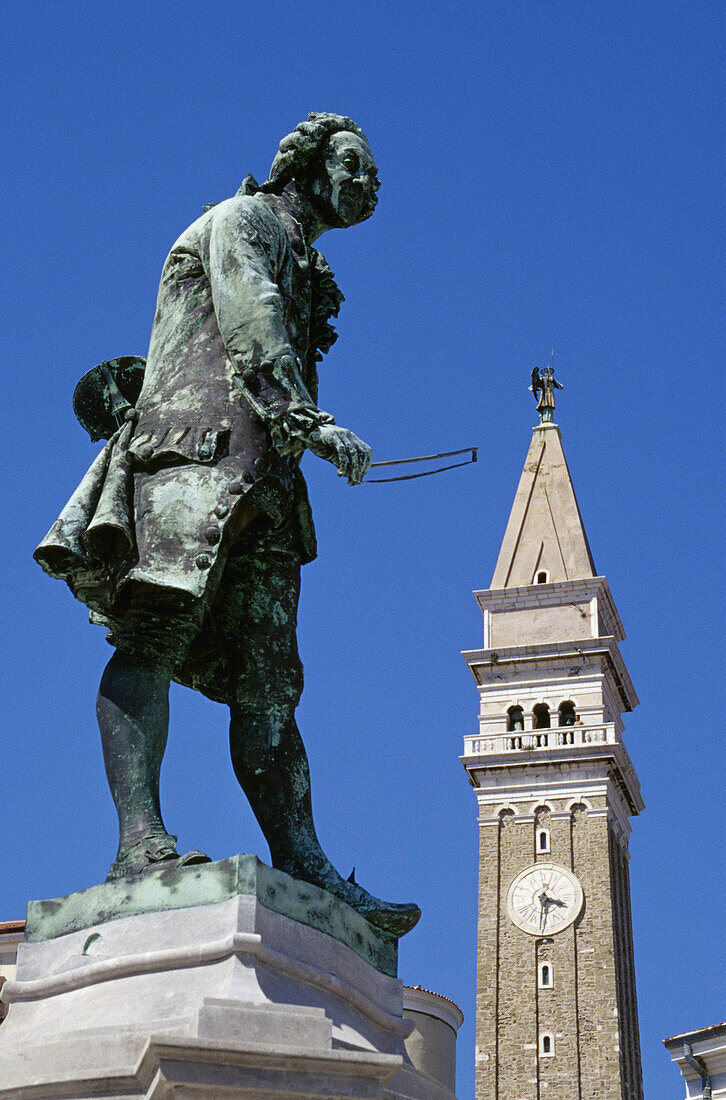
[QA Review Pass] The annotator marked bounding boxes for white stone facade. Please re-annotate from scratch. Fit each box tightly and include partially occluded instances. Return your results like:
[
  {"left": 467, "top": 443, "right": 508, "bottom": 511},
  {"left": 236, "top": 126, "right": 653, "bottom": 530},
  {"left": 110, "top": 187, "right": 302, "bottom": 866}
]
[
  {"left": 461, "top": 575, "right": 642, "bottom": 843},
  {"left": 403, "top": 986, "right": 464, "bottom": 1094},
  {"left": 0, "top": 921, "right": 24, "bottom": 1023},
  {"left": 665, "top": 1023, "right": 726, "bottom": 1099}
]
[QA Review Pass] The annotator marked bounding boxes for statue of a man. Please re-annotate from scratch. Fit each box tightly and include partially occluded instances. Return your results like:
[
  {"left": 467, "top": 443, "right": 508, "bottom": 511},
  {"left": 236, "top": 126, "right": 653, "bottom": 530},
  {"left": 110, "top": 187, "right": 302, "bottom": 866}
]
[{"left": 35, "top": 113, "right": 419, "bottom": 936}]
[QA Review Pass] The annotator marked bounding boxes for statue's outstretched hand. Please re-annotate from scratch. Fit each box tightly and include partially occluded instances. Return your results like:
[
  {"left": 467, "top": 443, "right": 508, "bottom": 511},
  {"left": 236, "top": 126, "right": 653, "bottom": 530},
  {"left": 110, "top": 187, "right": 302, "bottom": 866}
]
[{"left": 306, "top": 424, "right": 372, "bottom": 484}]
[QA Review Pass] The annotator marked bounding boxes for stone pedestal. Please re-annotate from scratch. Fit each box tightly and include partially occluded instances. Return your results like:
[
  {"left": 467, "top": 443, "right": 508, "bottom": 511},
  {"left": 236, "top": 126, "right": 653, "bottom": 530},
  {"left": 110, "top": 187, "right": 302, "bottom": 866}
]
[{"left": 0, "top": 855, "right": 455, "bottom": 1099}]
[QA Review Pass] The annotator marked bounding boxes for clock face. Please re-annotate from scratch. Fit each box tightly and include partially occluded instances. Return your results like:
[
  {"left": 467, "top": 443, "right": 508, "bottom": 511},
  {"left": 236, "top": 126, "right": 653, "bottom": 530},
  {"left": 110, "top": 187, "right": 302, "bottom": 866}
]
[{"left": 507, "top": 862, "right": 583, "bottom": 936}]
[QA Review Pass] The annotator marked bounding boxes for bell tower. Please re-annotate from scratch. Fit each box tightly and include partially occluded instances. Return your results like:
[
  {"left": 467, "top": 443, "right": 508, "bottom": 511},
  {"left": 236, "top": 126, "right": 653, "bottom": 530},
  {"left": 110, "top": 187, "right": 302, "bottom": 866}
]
[{"left": 461, "top": 390, "right": 644, "bottom": 1099}]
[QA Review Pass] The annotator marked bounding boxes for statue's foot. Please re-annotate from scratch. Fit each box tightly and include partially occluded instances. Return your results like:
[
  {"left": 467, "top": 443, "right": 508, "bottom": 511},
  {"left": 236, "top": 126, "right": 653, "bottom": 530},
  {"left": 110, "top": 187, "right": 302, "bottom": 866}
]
[
  {"left": 106, "top": 833, "right": 211, "bottom": 881},
  {"left": 278, "top": 858, "right": 420, "bottom": 938},
  {"left": 335, "top": 881, "right": 421, "bottom": 938}
]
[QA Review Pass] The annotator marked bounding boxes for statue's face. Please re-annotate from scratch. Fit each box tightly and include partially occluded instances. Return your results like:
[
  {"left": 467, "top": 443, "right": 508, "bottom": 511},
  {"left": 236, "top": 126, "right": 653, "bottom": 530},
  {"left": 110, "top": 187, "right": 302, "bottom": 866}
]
[{"left": 308, "top": 131, "right": 380, "bottom": 228}]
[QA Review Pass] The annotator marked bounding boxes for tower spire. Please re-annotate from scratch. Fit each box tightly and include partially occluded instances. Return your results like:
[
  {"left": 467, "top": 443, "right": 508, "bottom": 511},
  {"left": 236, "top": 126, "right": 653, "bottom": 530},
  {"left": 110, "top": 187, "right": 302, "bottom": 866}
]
[{"left": 491, "top": 367, "right": 595, "bottom": 588}]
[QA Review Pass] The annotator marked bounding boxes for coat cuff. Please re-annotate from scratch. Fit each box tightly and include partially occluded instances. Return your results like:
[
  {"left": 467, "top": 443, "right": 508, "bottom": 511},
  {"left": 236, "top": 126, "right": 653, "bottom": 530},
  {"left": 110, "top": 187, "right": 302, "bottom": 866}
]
[
  {"left": 269, "top": 404, "right": 336, "bottom": 456},
  {"left": 235, "top": 352, "right": 335, "bottom": 454}
]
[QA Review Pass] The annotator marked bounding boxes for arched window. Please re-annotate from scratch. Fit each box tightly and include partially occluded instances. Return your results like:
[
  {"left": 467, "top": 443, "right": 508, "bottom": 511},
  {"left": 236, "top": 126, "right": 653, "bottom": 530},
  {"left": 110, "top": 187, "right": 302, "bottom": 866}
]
[
  {"left": 533, "top": 703, "right": 551, "bottom": 730},
  {"left": 534, "top": 806, "right": 550, "bottom": 853},
  {"left": 540, "top": 1032, "right": 554, "bottom": 1056},
  {"left": 536, "top": 570, "right": 549, "bottom": 584},
  {"left": 558, "top": 700, "right": 576, "bottom": 726},
  {"left": 507, "top": 705, "right": 524, "bottom": 732},
  {"left": 538, "top": 961, "right": 553, "bottom": 988}
]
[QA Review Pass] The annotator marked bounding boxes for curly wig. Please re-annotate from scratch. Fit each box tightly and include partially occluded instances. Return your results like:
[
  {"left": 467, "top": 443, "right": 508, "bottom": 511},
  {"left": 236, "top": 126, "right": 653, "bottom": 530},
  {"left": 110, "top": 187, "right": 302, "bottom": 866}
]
[{"left": 261, "top": 112, "right": 370, "bottom": 193}]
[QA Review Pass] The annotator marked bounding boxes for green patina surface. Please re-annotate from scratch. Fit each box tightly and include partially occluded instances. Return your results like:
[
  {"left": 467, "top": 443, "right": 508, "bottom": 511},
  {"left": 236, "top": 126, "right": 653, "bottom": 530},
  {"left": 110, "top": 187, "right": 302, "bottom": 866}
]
[
  {"left": 24, "top": 854, "right": 397, "bottom": 977},
  {"left": 30, "top": 114, "right": 420, "bottom": 943}
]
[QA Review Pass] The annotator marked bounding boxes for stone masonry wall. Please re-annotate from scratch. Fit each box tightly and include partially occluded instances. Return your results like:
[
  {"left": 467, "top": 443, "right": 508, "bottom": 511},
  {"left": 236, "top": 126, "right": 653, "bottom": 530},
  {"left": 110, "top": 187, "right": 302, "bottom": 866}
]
[
  {"left": 570, "top": 803, "right": 623, "bottom": 1099},
  {"left": 475, "top": 817, "right": 501, "bottom": 1098},
  {"left": 475, "top": 796, "right": 636, "bottom": 1100},
  {"left": 536, "top": 805, "right": 580, "bottom": 1098},
  {"left": 609, "top": 829, "right": 644, "bottom": 1099},
  {"left": 496, "top": 811, "right": 538, "bottom": 1099}
]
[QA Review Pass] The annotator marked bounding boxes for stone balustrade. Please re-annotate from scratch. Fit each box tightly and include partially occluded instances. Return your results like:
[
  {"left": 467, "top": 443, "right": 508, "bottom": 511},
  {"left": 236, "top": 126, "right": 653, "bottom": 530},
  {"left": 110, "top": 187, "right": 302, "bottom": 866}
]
[{"left": 463, "top": 723, "right": 617, "bottom": 756}]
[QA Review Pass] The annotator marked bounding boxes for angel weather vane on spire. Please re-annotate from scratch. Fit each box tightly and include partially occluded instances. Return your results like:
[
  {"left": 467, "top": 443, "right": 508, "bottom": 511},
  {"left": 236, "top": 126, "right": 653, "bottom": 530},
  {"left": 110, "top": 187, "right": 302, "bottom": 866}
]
[{"left": 530, "top": 352, "right": 563, "bottom": 423}]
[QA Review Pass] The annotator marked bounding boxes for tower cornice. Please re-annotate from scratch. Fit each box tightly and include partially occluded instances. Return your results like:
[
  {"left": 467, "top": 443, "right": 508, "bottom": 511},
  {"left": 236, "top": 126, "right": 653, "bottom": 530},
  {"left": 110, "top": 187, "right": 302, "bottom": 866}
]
[
  {"left": 460, "top": 737, "right": 645, "bottom": 819},
  {"left": 463, "top": 635, "right": 639, "bottom": 713}
]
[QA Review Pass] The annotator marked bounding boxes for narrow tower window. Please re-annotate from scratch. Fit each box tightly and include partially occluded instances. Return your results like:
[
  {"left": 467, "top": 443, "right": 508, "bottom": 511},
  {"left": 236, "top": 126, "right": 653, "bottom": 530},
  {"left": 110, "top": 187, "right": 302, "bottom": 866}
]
[
  {"left": 507, "top": 705, "right": 524, "bottom": 732},
  {"left": 540, "top": 1032, "right": 554, "bottom": 1056},
  {"left": 536, "top": 570, "right": 549, "bottom": 584},
  {"left": 538, "top": 828, "right": 550, "bottom": 853},
  {"left": 533, "top": 703, "right": 551, "bottom": 729},
  {"left": 558, "top": 700, "right": 576, "bottom": 726},
  {"left": 538, "top": 962, "right": 553, "bottom": 988}
]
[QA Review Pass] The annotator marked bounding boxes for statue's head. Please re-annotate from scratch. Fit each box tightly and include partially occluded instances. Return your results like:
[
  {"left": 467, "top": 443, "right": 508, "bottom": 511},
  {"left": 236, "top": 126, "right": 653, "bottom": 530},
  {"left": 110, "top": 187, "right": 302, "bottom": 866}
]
[{"left": 262, "top": 112, "right": 380, "bottom": 229}]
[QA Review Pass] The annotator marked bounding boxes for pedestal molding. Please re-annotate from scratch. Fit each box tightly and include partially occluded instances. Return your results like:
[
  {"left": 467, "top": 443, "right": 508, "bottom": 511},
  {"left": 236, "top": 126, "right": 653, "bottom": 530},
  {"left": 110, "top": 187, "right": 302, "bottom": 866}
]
[
  {"left": 0, "top": 1032, "right": 406, "bottom": 1100},
  {"left": 3, "top": 929, "right": 412, "bottom": 1039}
]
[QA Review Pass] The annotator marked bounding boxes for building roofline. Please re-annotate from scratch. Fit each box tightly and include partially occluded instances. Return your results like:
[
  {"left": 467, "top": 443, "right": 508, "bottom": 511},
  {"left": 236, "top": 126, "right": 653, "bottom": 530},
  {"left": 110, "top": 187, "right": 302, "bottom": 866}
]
[
  {"left": 664, "top": 1022, "right": 726, "bottom": 1047},
  {"left": 403, "top": 985, "right": 465, "bottom": 1031},
  {"left": 0, "top": 920, "right": 25, "bottom": 934}
]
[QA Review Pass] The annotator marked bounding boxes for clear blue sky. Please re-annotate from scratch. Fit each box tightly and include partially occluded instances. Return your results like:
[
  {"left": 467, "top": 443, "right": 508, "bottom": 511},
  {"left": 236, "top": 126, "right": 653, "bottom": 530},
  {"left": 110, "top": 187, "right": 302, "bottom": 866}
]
[{"left": 3, "top": 3, "right": 724, "bottom": 1095}]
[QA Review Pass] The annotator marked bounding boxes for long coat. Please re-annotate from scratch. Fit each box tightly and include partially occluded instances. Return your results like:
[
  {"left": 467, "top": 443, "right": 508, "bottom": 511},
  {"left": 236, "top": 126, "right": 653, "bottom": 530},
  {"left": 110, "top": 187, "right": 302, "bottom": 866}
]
[{"left": 35, "top": 183, "right": 342, "bottom": 639}]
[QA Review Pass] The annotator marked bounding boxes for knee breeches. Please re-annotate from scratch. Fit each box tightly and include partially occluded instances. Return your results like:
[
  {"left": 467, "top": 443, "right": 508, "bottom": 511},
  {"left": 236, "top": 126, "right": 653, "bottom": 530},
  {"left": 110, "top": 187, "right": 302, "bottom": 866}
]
[{"left": 112, "top": 516, "right": 304, "bottom": 710}]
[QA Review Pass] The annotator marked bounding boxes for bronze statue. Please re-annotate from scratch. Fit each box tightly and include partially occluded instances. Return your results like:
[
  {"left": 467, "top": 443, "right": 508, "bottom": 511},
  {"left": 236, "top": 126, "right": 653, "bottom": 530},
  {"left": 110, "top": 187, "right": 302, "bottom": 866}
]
[
  {"left": 35, "top": 113, "right": 419, "bottom": 937},
  {"left": 530, "top": 363, "right": 563, "bottom": 422}
]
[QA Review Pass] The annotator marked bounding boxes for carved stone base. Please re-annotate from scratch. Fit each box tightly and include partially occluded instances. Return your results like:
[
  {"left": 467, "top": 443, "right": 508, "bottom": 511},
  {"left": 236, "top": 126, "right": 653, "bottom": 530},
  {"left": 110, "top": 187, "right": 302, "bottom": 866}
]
[{"left": 0, "top": 856, "right": 454, "bottom": 1099}]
